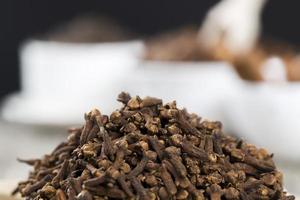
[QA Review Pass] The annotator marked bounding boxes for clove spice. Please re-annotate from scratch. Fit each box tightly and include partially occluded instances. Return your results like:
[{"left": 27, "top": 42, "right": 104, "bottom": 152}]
[{"left": 14, "top": 92, "right": 294, "bottom": 199}]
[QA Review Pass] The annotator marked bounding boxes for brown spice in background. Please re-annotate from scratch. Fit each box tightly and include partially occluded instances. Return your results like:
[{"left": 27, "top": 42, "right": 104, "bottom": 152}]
[
  {"left": 41, "top": 14, "right": 137, "bottom": 43},
  {"left": 144, "top": 27, "right": 220, "bottom": 61},
  {"left": 233, "top": 40, "right": 300, "bottom": 81},
  {"left": 145, "top": 27, "right": 300, "bottom": 81},
  {"left": 14, "top": 93, "right": 294, "bottom": 199}
]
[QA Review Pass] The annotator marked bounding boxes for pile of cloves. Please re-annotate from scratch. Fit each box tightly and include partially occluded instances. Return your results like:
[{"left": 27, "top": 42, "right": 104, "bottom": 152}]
[{"left": 14, "top": 92, "right": 294, "bottom": 200}]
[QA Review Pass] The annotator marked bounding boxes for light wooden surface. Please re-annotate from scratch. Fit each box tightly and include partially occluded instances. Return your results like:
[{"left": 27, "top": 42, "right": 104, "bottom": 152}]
[
  {"left": 0, "top": 180, "right": 18, "bottom": 196},
  {"left": 0, "top": 180, "right": 20, "bottom": 200},
  {"left": 0, "top": 195, "right": 15, "bottom": 200}
]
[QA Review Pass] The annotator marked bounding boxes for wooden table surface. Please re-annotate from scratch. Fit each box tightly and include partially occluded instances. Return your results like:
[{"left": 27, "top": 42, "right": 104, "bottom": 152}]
[{"left": 0, "top": 180, "right": 18, "bottom": 199}]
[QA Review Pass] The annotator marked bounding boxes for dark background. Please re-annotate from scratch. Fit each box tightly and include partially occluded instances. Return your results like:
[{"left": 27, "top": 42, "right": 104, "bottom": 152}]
[{"left": 0, "top": 0, "right": 299, "bottom": 99}]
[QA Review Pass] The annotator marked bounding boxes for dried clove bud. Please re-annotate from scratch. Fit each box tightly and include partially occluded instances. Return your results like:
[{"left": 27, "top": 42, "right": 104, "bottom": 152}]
[
  {"left": 224, "top": 187, "right": 240, "bottom": 199},
  {"left": 127, "top": 96, "right": 141, "bottom": 110},
  {"left": 40, "top": 184, "right": 56, "bottom": 199},
  {"left": 77, "top": 190, "right": 93, "bottom": 200},
  {"left": 160, "top": 164, "right": 177, "bottom": 195}
]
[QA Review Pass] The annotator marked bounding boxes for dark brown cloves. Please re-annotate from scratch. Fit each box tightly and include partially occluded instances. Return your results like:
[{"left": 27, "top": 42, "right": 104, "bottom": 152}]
[{"left": 15, "top": 93, "right": 294, "bottom": 200}]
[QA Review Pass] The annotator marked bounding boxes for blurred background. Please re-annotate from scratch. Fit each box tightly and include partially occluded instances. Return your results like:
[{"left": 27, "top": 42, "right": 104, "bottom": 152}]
[
  {"left": 0, "top": 0, "right": 300, "bottom": 197},
  {"left": 1, "top": 0, "right": 300, "bottom": 97}
]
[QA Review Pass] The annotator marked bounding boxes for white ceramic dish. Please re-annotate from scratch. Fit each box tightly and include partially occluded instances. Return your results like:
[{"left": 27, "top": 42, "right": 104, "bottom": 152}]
[
  {"left": 226, "top": 80, "right": 300, "bottom": 161},
  {"left": 1, "top": 57, "right": 238, "bottom": 127},
  {"left": 1, "top": 39, "right": 144, "bottom": 126}
]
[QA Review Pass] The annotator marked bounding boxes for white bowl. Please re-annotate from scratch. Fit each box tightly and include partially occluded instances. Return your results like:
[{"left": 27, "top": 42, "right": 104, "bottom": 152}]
[
  {"left": 1, "top": 51, "right": 239, "bottom": 127},
  {"left": 226, "top": 81, "right": 300, "bottom": 161},
  {"left": 1, "top": 39, "right": 144, "bottom": 126}
]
